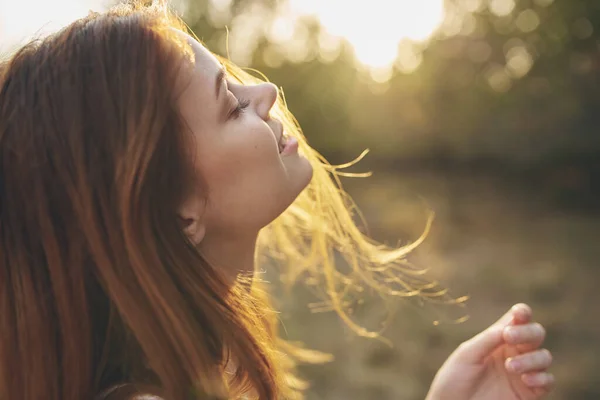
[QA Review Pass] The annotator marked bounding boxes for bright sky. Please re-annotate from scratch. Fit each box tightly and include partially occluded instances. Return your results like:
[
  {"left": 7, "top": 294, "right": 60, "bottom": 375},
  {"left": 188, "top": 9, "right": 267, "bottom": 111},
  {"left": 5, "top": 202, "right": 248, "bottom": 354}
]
[
  {"left": 0, "top": 0, "right": 109, "bottom": 55},
  {"left": 289, "top": 0, "right": 446, "bottom": 68},
  {"left": 1, "top": 0, "right": 446, "bottom": 72}
]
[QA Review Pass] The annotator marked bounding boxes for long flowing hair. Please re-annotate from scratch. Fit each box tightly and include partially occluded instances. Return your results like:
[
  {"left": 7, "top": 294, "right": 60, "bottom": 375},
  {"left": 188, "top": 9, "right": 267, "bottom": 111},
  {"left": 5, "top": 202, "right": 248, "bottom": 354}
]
[{"left": 0, "top": 1, "right": 452, "bottom": 399}]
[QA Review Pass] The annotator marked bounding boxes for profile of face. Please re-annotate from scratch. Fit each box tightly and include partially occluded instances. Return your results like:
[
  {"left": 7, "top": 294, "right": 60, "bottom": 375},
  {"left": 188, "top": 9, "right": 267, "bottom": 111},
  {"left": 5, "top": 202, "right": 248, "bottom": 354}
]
[{"left": 174, "top": 32, "right": 313, "bottom": 257}]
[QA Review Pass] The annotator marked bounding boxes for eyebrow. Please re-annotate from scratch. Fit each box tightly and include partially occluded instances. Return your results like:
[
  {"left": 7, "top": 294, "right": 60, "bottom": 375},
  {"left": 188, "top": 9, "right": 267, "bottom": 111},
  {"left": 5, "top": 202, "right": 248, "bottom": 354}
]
[{"left": 215, "top": 68, "right": 225, "bottom": 99}]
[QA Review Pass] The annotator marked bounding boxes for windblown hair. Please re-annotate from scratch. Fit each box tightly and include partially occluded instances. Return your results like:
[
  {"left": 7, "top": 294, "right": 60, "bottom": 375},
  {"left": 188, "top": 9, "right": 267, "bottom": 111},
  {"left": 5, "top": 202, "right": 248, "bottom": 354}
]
[{"left": 0, "top": 1, "right": 452, "bottom": 400}]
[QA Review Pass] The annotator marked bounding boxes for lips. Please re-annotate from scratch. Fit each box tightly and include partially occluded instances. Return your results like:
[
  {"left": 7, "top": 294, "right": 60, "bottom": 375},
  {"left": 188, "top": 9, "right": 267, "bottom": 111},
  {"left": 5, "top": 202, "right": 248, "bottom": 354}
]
[
  {"left": 278, "top": 134, "right": 288, "bottom": 153},
  {"left": 271, "top": 118, "right": 298, "bottom": 155},
  {"left": 272, "top": 119, "right": 286, "bottom": 153},
  {"left": 279, "top": 135, "right": 299, "bottom": 155}
]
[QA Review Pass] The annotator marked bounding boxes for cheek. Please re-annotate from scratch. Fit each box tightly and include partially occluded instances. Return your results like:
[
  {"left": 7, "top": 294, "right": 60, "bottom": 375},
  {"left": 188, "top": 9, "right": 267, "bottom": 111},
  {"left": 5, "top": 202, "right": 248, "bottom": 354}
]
[
  {"left": 198, "top": 126, "right": 289, "bottom": 229},
  {"left": 212, "top": 126, "right": 280, "bottom": 180}
]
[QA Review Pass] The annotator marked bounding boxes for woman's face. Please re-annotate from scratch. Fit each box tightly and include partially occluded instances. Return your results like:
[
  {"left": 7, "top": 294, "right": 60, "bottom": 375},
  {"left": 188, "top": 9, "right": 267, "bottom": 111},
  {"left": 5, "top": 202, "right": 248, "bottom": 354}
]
[{"left": 175, "top": 32, "right": 313, "bottom": 245}]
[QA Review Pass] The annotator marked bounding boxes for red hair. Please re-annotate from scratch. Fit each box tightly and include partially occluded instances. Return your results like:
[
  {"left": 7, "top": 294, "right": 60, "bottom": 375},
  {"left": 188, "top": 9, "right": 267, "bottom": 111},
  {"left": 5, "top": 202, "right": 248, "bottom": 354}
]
[
  {"left": 0, "top": 2, "right": 295, "bottom": 399},
  {"left": 0, "top": 2, "right": 454, "bottom": 399}
]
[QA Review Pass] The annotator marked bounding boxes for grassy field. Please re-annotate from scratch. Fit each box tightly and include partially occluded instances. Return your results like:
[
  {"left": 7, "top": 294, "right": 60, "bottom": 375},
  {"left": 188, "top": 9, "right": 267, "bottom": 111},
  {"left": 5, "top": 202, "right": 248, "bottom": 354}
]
[{"left": 269, "top": 166, "right": 600, "bottom": 400}]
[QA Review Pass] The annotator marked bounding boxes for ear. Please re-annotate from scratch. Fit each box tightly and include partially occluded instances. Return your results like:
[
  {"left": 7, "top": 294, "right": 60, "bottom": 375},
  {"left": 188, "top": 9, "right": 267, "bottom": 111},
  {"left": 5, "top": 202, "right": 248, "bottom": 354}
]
[{"left": 177, "top": 196, "right": 206, "bottom": 245}]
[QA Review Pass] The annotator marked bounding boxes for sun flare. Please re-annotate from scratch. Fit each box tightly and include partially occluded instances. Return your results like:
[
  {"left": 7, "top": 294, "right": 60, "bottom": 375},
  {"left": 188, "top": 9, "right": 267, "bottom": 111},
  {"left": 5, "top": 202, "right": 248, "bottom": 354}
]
[
  {"left": 0, "top": 0, "right": 108, "bottom": 55},
  {"left": 289, "top": 0, "right": 446, "bottom": 69},
  {"left": 0, "top": 0, "right": 447, "bottom": 77}
]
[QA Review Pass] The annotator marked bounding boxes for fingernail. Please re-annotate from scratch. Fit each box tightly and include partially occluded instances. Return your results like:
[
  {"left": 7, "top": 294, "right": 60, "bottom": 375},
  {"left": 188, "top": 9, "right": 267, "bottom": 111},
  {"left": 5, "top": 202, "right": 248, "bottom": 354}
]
[
  {"left": 512, "top": 304, "right": 522, "bottom": 312},
  {"left": 508, "top": 359, "right": 521, "bottom": 373},
  {"left": 505, "top": 328, "right": 517, "bottom": 342},
  {"left": 524, "top": 373, "right": 547, "bottom": 387}
]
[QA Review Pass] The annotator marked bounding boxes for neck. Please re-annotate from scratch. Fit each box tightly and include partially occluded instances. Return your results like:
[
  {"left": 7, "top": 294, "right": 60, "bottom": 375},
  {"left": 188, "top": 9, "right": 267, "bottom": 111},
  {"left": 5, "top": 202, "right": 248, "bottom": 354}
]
[{"left": 198, "top": 232, "right": 258, "bottom": 283}]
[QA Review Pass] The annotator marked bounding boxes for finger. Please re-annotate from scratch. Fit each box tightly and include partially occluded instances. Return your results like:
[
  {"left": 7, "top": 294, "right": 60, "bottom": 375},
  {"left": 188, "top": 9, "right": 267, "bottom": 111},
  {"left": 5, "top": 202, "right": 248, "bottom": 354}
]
[
  {"left": 492, "top": 303, "right": 532, "bottom": 329},
  {"left": 459, "top": 304, "right": 531, "bottom": 363},
  {"left": 511, "top": 303, "right": 533, "bottom": 325},
  {"left": 459, "top": 325, "right": 504, "bottom": 363},
  {"left": 521, "top": 371, "right": 555, "bottom": 389},
  {"left": 503, "top": 322, "right": 546, "bottom": 347},
  {"left": 505, "top": 348, "right": 553, "bottom": 374}
]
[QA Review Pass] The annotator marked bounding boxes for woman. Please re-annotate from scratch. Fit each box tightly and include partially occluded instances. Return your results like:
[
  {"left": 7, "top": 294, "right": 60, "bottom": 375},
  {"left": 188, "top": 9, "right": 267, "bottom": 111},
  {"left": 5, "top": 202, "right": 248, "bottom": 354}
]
[{"left": 0, "top": 1, "right": 553, "bottom": 399}]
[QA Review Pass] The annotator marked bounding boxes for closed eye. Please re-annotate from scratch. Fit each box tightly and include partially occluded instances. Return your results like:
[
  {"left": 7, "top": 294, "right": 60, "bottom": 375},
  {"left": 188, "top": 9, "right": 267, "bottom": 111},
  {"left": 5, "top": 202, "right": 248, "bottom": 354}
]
[{"left": 228, "top": 98, "right": 250, "bottom": 119}]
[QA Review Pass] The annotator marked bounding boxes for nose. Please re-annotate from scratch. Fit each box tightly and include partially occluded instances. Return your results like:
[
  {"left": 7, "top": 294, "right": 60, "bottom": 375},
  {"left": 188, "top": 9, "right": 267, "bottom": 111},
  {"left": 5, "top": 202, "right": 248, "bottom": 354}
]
[{"left": 252, "top": 82, "right": 278, "bottom": 120}]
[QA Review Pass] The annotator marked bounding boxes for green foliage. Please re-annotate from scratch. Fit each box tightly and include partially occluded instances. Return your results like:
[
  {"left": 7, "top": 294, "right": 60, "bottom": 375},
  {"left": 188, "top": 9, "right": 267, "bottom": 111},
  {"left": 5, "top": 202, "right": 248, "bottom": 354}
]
[
  {"left": 180, "top": 0, "right": 600, "bottom": 167},
  {"left": 176, "top": 1, "right": 600, "bottom": 398}
]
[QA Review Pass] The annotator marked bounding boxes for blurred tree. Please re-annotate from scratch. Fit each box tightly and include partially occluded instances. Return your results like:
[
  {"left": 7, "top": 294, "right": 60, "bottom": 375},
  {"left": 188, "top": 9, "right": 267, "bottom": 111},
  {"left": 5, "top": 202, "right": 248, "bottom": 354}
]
[
  {"left": 141, "top": 1, "right": 600, "bottom": 399},
  {"left": 172, "top": 0, "right": 599, "bottom": 206}
]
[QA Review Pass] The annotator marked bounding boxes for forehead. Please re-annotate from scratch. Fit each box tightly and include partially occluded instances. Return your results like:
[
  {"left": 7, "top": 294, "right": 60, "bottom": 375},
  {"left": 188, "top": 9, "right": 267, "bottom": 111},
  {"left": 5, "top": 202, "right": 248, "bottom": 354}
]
[
  {"left": 187, "top": 36, "right": 221, "bottom": 74},
  {"left": 171, "top": 29, "right": 221, "bottom": 97}
]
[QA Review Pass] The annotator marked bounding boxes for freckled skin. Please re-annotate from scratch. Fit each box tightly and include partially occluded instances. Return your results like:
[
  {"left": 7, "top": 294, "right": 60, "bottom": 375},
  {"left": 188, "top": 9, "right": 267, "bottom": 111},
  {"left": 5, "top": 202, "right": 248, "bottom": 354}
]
[{"left": 175, "top": 31, "right": 313, "bottom": 276}]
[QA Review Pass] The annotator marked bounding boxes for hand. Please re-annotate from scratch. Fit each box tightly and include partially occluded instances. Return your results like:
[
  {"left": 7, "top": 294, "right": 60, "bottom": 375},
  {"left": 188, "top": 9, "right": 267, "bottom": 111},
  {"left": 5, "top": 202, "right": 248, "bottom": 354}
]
[{"left": 426, "top": 304, "right": 554, "bottom": 400}]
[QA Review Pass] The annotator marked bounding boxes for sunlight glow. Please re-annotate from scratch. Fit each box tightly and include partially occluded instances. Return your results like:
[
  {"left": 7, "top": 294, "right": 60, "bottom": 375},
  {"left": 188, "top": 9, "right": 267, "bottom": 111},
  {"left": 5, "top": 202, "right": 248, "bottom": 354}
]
[
  {"left": 288, "top": 0, "right": 445, "bottom": 69},
  {"left": 488, "top": 0, "right": 516, "bottom": 17},
  {"left": 0, "top": 0, "right": 108, "bottom": 55}
]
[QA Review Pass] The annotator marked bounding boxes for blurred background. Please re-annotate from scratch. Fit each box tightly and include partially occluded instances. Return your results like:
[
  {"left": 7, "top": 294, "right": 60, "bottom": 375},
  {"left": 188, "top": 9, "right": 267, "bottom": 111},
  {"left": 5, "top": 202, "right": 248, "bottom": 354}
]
[{"left": 1, "top": 0, "right": 599, "bottom": 398}]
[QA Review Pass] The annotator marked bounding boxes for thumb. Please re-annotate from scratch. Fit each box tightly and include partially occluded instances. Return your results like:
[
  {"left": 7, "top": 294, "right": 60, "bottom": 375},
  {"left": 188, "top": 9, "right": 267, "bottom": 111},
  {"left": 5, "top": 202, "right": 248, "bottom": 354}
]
[{"left": 458, "top": 304, "right": 527, "bottom": 363}]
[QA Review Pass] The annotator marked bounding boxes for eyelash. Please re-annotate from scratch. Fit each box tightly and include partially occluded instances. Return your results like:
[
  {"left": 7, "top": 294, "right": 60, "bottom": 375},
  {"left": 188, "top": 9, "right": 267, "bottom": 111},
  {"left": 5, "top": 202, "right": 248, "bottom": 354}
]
[{"left": 229, "top": 98, "right": 250, "bottom": 119}]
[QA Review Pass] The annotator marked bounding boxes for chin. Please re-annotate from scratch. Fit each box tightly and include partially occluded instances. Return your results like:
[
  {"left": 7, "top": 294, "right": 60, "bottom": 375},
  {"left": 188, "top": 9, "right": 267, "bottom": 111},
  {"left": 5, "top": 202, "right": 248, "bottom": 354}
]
[
  {"left": 303, "top": 164, "right": 314, "bottom": 187},
  {"left": 273, "top": 168, "right": 313, "bottom": 220},
  {"left": 297, "top": 156, "right": 314, "bottom": 188},
  {"left": 290, "top": 164, "right": 313, "bottom": 204},
  {"left": 266, "top": 158, "right": 313, "bottom": 222}
]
